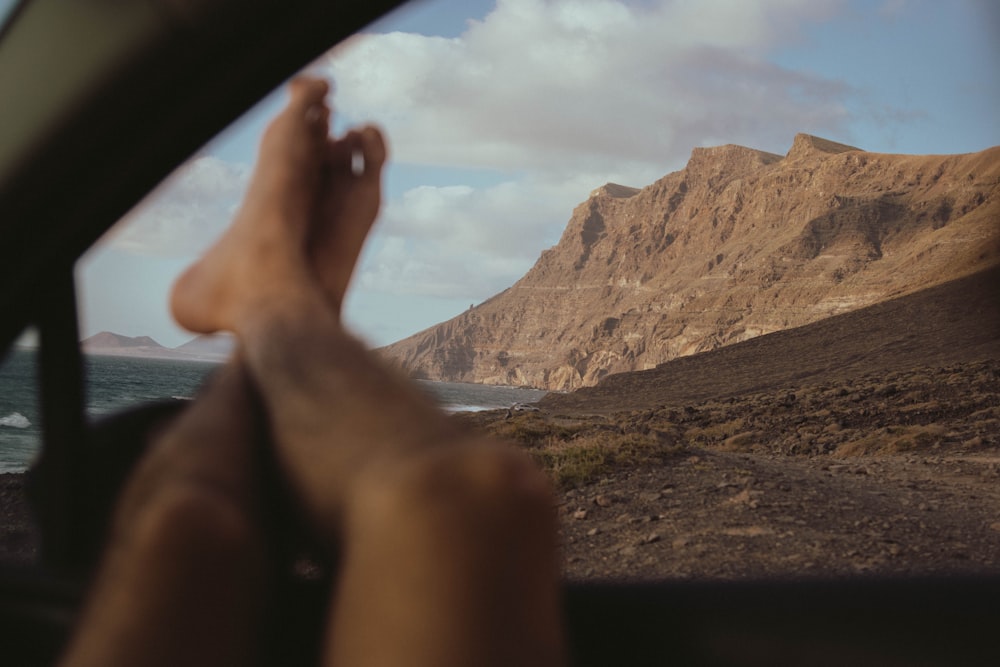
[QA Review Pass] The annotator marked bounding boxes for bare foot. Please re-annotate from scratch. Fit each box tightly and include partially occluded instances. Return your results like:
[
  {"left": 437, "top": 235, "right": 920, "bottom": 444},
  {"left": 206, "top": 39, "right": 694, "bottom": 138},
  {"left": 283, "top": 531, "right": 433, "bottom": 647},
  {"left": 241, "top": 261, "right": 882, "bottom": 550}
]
[
  {"left": 159, "top": 79, "right": 564, "bottom": 665},
  {"left": 170, "top": 77, "right": 332, "bottom": 334},
  {"left": 311, "top": 124, "right": 387, "bottom": 314},
  {"left": 168, "top": 75, "right": 398, "bottom": 533}
]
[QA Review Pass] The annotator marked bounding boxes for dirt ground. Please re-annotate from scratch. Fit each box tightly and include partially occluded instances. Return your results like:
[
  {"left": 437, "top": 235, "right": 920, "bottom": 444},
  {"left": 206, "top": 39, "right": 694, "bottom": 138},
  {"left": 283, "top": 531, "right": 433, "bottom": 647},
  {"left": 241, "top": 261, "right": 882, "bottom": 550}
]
[
  {"left": 554, "top": 450, "right": 1000, "bottom": 581},
  {"left": 461, "top": 357, "right": 1000, "bottom": 581},
  {"left": 2, "top": 359, "right": 998, "bottom": 584}
]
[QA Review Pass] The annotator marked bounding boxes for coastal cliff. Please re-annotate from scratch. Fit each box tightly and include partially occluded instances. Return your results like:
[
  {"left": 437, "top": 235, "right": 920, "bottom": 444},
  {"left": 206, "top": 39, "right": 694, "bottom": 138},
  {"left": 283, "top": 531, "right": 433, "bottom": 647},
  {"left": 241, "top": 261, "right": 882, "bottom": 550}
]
[{"left": 381, "top": 134, "right": 1000, "bottom": 390}]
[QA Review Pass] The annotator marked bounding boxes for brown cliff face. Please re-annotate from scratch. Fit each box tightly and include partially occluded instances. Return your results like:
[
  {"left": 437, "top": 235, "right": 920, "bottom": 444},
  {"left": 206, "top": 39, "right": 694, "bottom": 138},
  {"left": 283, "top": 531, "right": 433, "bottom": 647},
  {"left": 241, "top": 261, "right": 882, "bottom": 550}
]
[{"left": 381, "top": 134, "right": 1000, "bottom": 390}]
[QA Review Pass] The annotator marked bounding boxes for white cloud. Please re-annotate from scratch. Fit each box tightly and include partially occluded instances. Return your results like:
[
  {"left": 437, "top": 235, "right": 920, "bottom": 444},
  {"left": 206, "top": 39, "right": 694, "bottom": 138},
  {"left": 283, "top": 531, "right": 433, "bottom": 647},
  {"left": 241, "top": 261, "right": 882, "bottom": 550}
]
[
  {"left": 104, "top": 156, "right": 250, "bottom": 257},
  {"left": 89, "top": 0, "right": 872, "bottom": 345},
  {"left": 322, "top": 0, "right": 847, "bottom": 173},
  {"left": 360, "top": 176, "right": 574, "bottom": 299},
  {"left": 327, "top": 0, "right": 853, "bottom": 316},
  {"left": 105, "top": 0, "right": 857, "bottom": 273}
]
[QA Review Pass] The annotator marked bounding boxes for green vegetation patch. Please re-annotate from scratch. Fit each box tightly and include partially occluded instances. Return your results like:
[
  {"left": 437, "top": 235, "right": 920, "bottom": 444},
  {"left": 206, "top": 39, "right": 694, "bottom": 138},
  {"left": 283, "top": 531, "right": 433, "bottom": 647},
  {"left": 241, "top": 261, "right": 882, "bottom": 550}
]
[
  {"left": 835, "top": 424, "right": 949, "bottom": 457},
  {"left": 486, "top": 412, "right": 585, "bottom": 447},
  {"left": 684, "top": 418, "right": 746, "bottom": 444},
  {"left": 475, "top": 411, "right": 687, "bottom": 488},
  {"left": 530, "top": 431, "right": 686, "bottom": 489}
]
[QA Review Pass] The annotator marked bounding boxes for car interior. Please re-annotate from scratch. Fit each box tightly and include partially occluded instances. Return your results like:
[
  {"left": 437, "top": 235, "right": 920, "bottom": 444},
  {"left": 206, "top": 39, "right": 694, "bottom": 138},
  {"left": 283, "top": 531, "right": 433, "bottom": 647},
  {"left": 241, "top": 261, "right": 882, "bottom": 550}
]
[{"left": 0, "top": 1, "right": 997, "bottom": 664}]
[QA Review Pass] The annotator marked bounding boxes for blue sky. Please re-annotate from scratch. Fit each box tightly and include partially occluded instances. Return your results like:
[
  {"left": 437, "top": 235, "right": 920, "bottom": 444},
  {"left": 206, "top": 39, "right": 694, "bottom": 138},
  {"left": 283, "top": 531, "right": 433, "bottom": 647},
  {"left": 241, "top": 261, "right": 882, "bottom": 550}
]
[{"left": 47, "top": 0, "right": 999, "bottom": 347}]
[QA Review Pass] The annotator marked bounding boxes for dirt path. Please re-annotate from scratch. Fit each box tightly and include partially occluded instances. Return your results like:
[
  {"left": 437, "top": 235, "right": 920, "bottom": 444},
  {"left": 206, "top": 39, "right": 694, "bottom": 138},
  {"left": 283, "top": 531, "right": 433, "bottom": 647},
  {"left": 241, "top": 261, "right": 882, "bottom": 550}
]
[
  {"left": 462, "top": 356, "right": 1000, "bottom": 581},
  {"left": 5, "top": 450, "right": 998, "bottom": 581},
  {"left": 556, "top": 450, "right": 1000, "bottom": 581}
]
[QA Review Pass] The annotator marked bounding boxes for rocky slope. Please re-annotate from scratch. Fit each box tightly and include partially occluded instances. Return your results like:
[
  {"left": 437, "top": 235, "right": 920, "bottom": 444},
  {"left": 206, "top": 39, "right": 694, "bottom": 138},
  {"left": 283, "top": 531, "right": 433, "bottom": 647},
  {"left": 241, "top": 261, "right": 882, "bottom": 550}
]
[
  {"left": 451, "top": 264, "right": 1000, "bottom": 582},
  {"left": 173, "top": 333, "right": 234, "bottom": 361},
  {"left": 6, "top": 263, "right": 998, "bottom": 583},
  {"left": 381, "top": 134, "right": 1000, "bottom": 390},
  {"left": 541, "top": 264, "right": 1000, "bottom": 414},
  {"left": 82, "top": 331, "right": 166, "bottom": 355}
]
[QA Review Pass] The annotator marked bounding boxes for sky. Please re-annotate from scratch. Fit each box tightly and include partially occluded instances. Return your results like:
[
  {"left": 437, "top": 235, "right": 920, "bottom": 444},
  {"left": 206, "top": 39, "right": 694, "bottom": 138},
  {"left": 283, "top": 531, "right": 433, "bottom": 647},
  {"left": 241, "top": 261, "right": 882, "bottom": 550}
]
[{"left": 15, "top": 0, "right": 993, "bottom": 348}]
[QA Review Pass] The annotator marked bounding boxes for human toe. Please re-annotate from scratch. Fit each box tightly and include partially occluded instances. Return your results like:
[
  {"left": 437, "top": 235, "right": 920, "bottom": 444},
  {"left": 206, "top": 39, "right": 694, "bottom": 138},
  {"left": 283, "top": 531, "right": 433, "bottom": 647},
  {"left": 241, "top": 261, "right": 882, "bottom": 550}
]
[
  {"left": 288, "top": 76, "right": 330, "bottom": 109},
  {"left": 358, "top": 126, "right": 387, "bottom": 175}
]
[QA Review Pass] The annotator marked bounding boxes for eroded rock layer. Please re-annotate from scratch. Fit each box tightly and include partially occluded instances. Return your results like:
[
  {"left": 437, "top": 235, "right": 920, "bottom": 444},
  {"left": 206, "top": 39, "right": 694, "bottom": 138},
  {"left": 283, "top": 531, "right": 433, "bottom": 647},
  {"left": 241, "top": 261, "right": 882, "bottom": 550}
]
[{"left": 381, "top": 134, "right": 1000, "bottom": 390}]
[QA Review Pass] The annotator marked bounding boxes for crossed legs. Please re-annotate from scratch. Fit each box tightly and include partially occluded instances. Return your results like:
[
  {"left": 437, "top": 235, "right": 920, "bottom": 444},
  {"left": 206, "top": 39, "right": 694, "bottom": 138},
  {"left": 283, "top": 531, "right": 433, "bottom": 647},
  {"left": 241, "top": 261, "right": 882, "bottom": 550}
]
[
  {"left": 61, "top": 78, "right": 564, "bottom": 666},
  {"left": 60, "top": 363, "right": 267, "bottom": 667}
]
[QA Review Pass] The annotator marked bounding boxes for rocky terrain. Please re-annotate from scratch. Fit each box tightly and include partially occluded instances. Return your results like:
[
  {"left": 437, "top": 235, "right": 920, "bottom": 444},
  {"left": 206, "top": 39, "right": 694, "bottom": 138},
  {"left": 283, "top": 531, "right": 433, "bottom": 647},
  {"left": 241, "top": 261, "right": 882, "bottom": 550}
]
[
  {"left": 542, "top": 359, "right": 1000, "bottom": 582},
  {"left": 541, "top": 350, "right": 998, "bottom": 581},
  {"left": 457, "top": 266, "right": 1000, "bottom": 580},
  {"left": 383, "top": 134, "right": 1000, "bottom": 390},
  {"left": 542, "top": 264, "right": 1000, "bottom": 414},
  {"left": 2, "top": 266, "right": 998, "bottom": 584}
]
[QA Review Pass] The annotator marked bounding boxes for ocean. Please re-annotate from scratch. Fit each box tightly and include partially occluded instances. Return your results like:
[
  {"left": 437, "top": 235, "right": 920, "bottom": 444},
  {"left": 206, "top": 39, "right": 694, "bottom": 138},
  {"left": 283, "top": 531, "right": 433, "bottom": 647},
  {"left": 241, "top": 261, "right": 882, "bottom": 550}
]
[{"left": 0, "top": 348, "right": 547, "bottom": 474}]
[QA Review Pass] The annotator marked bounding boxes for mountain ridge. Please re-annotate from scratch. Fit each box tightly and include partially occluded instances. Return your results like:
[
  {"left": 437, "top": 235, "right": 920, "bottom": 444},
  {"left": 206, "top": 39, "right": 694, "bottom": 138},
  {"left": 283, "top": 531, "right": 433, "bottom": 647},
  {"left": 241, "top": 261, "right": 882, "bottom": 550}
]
[
  {"left": 81, "top": 331, "right": 232, "bottom": 362},
  {"left": 82, "top": 331, "right": 163, "bottom": 350},
  {"left": 381, "top": 134, "right": 1000, "bottom": 390}
]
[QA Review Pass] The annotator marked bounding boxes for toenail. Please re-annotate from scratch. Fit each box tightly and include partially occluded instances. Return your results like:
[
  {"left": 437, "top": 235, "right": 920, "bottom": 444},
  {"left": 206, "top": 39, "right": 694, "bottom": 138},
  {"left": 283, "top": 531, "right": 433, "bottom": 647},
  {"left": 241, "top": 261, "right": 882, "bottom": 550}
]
[{"left": 351, "top": 150, "right": 365, "bottom": 176}]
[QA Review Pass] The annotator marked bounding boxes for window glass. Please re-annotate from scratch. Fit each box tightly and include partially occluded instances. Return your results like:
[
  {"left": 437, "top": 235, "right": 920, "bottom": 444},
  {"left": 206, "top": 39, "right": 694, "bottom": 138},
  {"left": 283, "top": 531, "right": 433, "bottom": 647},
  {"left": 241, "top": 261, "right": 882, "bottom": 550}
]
[
  {"left": 72, "top": 0, "right": 1000, "bottom": 584},
  {"left": 0, "top": 0, "right": 20, "bottom": 33}
]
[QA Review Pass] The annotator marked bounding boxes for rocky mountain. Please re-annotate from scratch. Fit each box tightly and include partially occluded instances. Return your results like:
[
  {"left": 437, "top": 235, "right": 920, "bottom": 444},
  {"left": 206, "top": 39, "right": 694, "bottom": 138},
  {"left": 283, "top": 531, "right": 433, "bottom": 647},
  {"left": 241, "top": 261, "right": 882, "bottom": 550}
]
[
  {"left": 174, "top": 333, "right": 234, "bottom": 361},
  {"left": 539, "top": 263, "right": 1000, "bottom": 414},
  {"left": 81, "top": 331, "right": 230, "bottom": 362},
  {"left": 82, "top": 331, "right": 165, "bottom": 354},
  {"left": 381, "top": 134, "right": 1000, "bottom": 391}
]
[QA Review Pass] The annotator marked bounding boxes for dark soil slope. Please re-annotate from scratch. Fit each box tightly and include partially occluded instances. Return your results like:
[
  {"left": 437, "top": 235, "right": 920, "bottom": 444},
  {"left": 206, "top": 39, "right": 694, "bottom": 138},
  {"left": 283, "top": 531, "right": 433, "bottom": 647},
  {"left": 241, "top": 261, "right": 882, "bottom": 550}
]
[{"left": 542, "top": 265, "right": 1000, "bottom": 414}]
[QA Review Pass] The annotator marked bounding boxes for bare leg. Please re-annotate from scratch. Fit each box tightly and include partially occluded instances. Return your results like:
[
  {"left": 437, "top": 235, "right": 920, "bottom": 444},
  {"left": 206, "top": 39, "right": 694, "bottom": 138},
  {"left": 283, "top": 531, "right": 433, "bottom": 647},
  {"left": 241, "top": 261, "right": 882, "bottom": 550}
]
[
  {"left": 60, "top": 363, "right": 267, "bottom": 667},
  {"left": 171, "top": 77, "right": 565, "bottom": 666}
]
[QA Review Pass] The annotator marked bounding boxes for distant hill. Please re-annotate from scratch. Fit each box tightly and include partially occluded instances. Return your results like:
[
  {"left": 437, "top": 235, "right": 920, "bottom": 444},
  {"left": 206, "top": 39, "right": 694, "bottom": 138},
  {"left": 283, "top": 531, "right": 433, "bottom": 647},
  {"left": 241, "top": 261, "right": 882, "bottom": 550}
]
[
  {"left": 540, "top": 264, "right": 1000, "bottom": 414},
  {"left": 173, "top": 334, "right": 234, "bottom": 361},
  {"left": 381, "top": 134, "right": 1000, "bottom": 390},
  {"left": 80, "top": 331, "right": 230, "bottom": 362},
  {"left": 82, "top": 331, "right": 163, "bottom": 350}
]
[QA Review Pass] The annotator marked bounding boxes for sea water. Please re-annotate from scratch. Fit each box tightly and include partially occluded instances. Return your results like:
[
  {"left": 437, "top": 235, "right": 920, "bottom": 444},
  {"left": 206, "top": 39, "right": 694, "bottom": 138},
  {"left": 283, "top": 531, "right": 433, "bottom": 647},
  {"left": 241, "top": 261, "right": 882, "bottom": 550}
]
[{"left": 0, "top": 348, "right": 547, "bottom": 473}]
